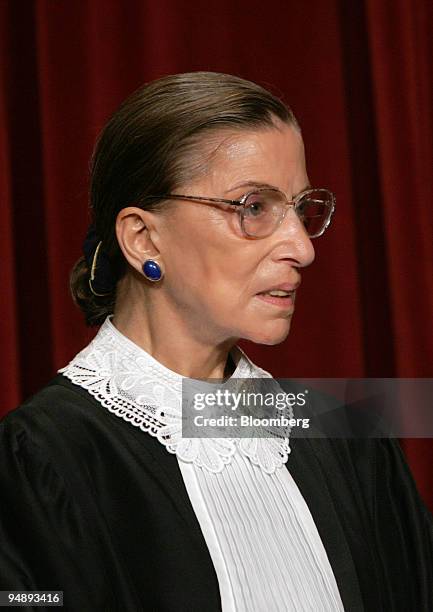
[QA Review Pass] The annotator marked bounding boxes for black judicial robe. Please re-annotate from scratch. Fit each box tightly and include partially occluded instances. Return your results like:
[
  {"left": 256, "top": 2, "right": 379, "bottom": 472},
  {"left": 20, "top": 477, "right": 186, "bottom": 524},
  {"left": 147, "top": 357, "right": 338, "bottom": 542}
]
[{"left": 0, "top": 375, "right": 432, "bottom": 612}]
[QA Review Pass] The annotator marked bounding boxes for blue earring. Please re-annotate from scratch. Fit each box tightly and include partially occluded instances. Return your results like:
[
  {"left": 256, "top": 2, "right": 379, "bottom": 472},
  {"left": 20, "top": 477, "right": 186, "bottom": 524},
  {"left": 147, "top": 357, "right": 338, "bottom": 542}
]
[{"left": 142, "top": 259, "right": 163, "bottom": 282}]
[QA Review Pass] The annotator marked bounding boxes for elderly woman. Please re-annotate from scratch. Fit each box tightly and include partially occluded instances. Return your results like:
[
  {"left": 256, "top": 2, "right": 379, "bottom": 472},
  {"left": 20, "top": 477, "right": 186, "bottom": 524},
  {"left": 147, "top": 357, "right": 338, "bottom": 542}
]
[{"left": 0, "top": 72, "right": 432, "bottom": 612}]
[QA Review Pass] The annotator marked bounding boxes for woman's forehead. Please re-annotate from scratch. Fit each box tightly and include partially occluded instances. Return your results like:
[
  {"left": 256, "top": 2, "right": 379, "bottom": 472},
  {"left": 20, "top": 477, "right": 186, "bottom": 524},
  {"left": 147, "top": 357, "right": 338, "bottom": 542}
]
[{"left": 202, "top": 123, "right": 306, "bottom": 192}]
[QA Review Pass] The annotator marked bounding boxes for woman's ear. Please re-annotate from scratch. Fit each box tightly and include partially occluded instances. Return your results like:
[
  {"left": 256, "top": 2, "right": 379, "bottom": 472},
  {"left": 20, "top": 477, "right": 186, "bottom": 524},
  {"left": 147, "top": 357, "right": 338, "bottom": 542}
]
[{"left": 115, "top": 207, "right": 163, "bottom": 274}]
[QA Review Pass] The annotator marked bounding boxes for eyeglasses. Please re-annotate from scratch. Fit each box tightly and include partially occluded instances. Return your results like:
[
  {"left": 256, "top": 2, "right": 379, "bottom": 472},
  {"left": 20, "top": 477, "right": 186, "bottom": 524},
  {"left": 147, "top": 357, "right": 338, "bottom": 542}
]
[{"left": 142, "top": 187, "right": 336, "bottom": 239}]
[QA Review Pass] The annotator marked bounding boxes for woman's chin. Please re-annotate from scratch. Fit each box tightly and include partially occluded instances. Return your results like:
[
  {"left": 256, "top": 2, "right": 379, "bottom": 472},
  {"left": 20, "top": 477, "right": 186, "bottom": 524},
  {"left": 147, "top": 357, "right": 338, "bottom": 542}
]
[{"left": 243, "top": 318, "right": 293, "bottom": 346}]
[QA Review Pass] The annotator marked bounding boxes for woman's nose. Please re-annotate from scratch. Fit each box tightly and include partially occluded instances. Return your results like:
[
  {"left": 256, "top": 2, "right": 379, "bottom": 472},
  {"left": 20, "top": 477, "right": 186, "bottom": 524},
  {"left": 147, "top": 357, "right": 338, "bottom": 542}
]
[{"left": 273, "top": 207, "right": 315, "bottom": 267}]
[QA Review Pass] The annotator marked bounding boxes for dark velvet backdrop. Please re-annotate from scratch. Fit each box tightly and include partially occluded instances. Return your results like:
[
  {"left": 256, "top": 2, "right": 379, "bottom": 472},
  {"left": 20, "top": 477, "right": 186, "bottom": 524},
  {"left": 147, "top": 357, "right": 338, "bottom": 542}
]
[{"left": 1, "top": 0, "right": 432, "bottom": 509}]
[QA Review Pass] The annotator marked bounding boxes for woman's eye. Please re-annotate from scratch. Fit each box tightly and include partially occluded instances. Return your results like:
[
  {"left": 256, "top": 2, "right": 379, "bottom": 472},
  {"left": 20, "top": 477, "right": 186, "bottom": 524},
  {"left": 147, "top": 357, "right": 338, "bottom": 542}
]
[
  {"left": 244, "top": 200, "right": 265, "bottom": 217},
  {"left": 296, "top": 200, "right": 308, "bottom": 219}
]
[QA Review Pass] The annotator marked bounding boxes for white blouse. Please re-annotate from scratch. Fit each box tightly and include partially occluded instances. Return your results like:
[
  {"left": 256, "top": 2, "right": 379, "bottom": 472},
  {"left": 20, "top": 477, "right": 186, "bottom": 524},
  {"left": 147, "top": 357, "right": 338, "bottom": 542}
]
[{"left": 60, "top": 316, "right": 344, "bottom": 611}]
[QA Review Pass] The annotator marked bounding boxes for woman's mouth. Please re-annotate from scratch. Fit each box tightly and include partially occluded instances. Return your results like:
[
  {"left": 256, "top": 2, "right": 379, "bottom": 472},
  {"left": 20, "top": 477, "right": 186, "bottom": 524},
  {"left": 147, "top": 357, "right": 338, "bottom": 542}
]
[{"left": 256, "top": 289, "right": 296, "bottom": 309}]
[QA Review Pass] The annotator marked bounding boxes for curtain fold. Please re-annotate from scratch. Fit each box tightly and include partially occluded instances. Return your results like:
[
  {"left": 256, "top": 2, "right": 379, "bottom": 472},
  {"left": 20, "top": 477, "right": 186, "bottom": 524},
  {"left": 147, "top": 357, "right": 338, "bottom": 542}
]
[
  {"left": 1, "top": 0, "right": 432, "bottom": 510},
  {"left": 0, "top": 1, "right": 19, "bottom": 409},
  {"left": 365, "top": 0, "right": 433, "bottom": 376}
]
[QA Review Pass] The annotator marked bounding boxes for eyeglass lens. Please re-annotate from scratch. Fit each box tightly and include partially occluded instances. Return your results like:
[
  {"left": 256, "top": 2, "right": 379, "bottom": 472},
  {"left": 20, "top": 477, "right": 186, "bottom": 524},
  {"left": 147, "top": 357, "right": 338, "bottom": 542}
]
[{"left": 241, "top": 189, "right": 334, "bottom": 238}]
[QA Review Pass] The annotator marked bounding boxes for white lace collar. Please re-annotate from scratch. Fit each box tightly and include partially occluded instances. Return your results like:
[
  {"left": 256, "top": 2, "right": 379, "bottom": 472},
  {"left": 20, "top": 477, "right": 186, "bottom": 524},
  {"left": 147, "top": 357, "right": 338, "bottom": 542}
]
[{"left": 59, "top": 316, "right": 291, "bottom": 474}]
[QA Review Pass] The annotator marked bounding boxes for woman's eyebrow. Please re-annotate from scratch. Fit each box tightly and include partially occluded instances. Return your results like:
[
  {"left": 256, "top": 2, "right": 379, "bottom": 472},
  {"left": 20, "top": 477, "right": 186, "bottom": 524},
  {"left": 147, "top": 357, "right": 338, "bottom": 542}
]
[
  {"left": 225, "top": 181, "right": 278, "bottom": 193},
  {"left": 225, "top": 180, "right": 312, "bottom": 194}
]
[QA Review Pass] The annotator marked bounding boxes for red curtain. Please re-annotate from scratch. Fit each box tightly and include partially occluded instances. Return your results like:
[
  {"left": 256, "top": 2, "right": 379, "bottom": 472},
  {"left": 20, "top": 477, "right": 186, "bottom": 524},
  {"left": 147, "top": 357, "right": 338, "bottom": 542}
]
[{"left": 1, "top": 1, "right": 432, "bottom": 509}]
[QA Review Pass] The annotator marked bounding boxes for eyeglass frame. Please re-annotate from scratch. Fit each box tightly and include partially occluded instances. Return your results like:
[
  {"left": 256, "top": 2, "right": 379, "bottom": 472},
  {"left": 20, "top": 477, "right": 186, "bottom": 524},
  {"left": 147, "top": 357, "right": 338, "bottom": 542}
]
[{"left": 140, "top": 186, "right": 336, "bottom": 239}]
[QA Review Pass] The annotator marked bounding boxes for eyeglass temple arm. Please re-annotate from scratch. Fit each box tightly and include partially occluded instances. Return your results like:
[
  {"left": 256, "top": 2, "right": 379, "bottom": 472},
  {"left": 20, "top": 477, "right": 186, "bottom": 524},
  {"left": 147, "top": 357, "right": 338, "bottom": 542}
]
[{"left": 141, "top": 194, "right": 243, "bottom": 207}]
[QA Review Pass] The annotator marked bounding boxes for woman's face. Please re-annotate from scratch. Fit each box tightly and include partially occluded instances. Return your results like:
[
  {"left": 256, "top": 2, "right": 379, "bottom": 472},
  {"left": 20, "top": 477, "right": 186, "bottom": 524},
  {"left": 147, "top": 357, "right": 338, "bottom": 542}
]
[{"left": 155, "top": 120, "right": 315, "bottom": 346}]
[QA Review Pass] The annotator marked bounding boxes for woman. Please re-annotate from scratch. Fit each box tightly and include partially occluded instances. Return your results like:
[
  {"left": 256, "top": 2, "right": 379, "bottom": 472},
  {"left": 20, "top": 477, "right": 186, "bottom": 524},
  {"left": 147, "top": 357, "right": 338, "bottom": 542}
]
[{"left": 0, "top": 72, "right": 431, "bottom": 611}]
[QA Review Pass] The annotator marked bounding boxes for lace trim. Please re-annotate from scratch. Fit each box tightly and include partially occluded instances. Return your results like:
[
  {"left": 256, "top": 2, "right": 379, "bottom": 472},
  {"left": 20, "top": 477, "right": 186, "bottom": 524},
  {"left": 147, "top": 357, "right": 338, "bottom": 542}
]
[{"left": 59, "top": 317, "right": 291, "bottom": 474}]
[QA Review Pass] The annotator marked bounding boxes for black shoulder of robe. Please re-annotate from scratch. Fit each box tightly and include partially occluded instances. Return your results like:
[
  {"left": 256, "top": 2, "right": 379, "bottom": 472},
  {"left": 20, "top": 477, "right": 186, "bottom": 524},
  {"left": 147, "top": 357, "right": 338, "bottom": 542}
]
[{"left": 1, "top": 375, "right": 432, "bottom": 612}]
